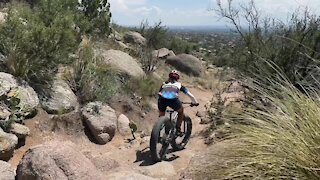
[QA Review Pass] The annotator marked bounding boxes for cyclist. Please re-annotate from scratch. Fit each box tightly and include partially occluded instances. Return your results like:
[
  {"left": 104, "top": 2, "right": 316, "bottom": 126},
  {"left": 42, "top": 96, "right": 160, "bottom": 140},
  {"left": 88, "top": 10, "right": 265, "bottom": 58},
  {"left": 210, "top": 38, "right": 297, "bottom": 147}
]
[{"left": 158, "top": 70, "right": 199, "bottom": 136}]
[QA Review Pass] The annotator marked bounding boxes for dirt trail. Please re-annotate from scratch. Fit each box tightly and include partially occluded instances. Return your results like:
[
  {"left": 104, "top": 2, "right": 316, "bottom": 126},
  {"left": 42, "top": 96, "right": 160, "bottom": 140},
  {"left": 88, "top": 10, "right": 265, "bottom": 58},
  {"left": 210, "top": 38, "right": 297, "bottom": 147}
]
[{"left": 9, "top": 86, "right": 214, "bottom": 180}]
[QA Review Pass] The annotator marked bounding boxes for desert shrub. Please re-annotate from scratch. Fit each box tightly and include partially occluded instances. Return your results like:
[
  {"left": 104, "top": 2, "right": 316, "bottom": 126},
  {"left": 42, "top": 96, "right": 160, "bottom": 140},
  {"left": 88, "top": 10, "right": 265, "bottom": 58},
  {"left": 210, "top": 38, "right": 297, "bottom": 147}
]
[
  {"left": 78, "top": 0, "right": 112, "bottom": 35},
  {"left": 67, "top": 37, "right": 119, "bottom": 104},
  {"left": 126, "top": 75, "right": 160, "bottom": 98},
  {"left": 137, "top": 20, "right": 168, "bottom": 49},
  {"left": 168, "top": 36, "right": 192, "bottom": 54},
  {"left": 215, "top": 0, "right": 320, "bottom": 85},
  {"left": 0, "top": 3, "right": 77, "bottom": 93}
]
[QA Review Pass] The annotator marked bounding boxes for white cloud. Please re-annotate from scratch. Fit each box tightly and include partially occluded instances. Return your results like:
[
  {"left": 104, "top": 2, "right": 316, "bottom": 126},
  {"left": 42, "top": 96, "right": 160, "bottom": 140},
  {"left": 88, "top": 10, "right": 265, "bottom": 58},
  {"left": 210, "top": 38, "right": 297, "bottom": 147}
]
[{"left": 110, "top": 0, "right": 320, "bottom": 26}]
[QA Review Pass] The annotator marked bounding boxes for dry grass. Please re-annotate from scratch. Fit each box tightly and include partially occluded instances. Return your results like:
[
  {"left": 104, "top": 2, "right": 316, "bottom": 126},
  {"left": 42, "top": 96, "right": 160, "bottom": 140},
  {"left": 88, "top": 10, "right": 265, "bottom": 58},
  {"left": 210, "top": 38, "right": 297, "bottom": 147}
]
[{"left": 200, "top": 77, "right": 320, "bottom": 179}]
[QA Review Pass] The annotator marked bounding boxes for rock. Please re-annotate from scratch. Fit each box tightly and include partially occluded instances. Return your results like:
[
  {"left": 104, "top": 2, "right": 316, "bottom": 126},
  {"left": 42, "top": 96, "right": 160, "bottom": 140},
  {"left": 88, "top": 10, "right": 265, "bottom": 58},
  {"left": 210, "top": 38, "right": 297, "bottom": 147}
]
[
  {"left": 140, "top": 161, "right": 176, "bottom": 178},
  {"left": 153, "top": 48, "right": 172, "bottom": 58},
  {"left": 0, "top": 106, "right": 10, "bottom": 120},
  {"left": 106, "top": 171, "right": 156, "bottom": 180},
  {"left": 10, "top": 123, "right": 30, "bottom": 139},
  {"left": 0, "top": 128, "right": 18, "bottom": 161},
  {"left": 166, "top": 54, "right": 203, "bottom": 76},
  {"left": 117, "top": 114, "right": 131, "bottom": 136},
  {"left": 82, "top": 102, "right": 117, "bottom": 144},
  {"left": 0, "top": 160, "right": 15, "bottom": 180},
  {"left": 42, "top": 79, "right": 79, "bottom": 114},
  {"left": 0, "top": 12, "right": 7, "bottom": 24},
  {"left": 16, "top": 141, "right": 103, "bottom": 180},
  {"left": 168, "top": 50, "right": 175, "bottom": 57},
  {"left": 99, "top": 49, "right": 145, "bottom": 78},
  {"left": 124, "top": 31, "right": 146, "bottom": 45},
  {"left": 0, "top": 72, "right": 39, "bottom": 117}
]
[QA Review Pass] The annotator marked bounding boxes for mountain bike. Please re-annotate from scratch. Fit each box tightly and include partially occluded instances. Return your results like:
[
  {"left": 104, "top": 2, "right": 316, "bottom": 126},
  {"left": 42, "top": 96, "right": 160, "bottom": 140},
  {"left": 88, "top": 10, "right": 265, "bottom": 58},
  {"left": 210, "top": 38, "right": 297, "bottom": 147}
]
[{"left": 149, "top": 102, "right": 198, "bottom": 162}]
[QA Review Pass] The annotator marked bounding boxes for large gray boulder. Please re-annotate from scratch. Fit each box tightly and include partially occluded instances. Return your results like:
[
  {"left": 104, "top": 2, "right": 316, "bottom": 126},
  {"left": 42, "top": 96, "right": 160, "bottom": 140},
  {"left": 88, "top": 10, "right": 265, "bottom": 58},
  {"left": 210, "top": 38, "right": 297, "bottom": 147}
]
[
  {"left": 16, "top": 141, "right": 103, "bottom": 180},
  {"left": 99, "top": 49, "right": 145, "bottom": 78},
  {"left": 0, "top": 127, "right": 18, "bottom": 161},
  {"left": 42, "top": 79, "right": 79, "bottom": 114},
  {"left": 0, "top": 160, "right": 15, "bottom": 180},
  {"left": 0, "top": 72, "right": 39, "bottom": 117},
  {"left": 82, "top": 102, "right": 117, "bottom": 144},
  {"left": 124, "top": 31, "right": 146, "bottom": 45},
  {"left": 153, "top": 48, "right": 175, "bottom": 58},
  {"left": 166, "top": 54, "right": 203, "bottom": 76}
]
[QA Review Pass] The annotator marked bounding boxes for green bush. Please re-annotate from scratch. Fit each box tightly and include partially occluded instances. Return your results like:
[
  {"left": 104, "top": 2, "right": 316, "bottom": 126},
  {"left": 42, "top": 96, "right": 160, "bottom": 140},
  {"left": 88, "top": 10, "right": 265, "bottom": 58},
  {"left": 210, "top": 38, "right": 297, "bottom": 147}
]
[
  {"left": 168, "top": 37, "right": 192, "bottom": 54},
  {"left": 0, "top": 3, "right": 77, "bottom": 93},
  {"left": 137, "top": 20, "right": 168, "bottom": 49},
  {"left": 127, "top": 75, "right": 160, "bottom": 98}
]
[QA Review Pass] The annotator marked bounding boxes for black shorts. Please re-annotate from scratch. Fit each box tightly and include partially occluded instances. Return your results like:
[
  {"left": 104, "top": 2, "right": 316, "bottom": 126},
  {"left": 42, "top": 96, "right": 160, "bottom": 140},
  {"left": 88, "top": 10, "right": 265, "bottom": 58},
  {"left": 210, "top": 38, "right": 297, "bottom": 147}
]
[{"left": 158, "top": 97, "right": 182, "bottom": 112}]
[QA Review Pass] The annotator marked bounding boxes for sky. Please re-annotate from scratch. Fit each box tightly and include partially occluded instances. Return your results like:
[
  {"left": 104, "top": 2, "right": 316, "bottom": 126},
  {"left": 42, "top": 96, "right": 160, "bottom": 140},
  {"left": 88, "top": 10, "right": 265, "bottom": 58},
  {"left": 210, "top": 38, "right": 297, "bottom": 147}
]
[{"left": 109, "top": 0, "right": 320, "bottom": 27}]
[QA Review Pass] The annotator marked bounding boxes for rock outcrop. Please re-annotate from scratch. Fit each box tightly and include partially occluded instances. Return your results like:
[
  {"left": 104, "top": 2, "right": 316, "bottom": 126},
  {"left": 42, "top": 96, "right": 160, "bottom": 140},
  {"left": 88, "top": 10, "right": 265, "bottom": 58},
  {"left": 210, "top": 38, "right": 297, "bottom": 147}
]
[
  {"left": 82, "top": 102, "right": 117, "bottom": 144},
  {"left": 16, "top": 141, "right": 103, "bottom": 180},
  {"left": 99, "top": 49, "right": 145, "bottom": 78},
  {"left": 0, "top": 12, "right": 7, "bottom": 24},
  {"left": 0, "top": 72, "right": 39, "bottom": 117},
  {"left": 0, "top": 160, "right": 15, "bottom": 180},
  {"left": 166, "top": 54, "right": 203, "bottom": 76},
  {"left": 124, "top": 31, "right": 146, "bottom": 45},
  {"left": 153, "top": 48, "right": 174, "bottom": 58},
  {"left": 41, "top": 79, "right": 79, "bottom": 114},
  {"left": 0, "top": 128, "right": 18, "bottom": 161}
]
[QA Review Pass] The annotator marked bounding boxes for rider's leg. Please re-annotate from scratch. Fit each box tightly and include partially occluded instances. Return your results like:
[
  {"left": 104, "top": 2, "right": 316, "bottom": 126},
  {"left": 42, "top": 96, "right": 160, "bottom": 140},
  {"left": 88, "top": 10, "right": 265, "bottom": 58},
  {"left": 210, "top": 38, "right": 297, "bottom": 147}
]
[{"left": 176, "top": 107, "right": 184, "bottom": 131}]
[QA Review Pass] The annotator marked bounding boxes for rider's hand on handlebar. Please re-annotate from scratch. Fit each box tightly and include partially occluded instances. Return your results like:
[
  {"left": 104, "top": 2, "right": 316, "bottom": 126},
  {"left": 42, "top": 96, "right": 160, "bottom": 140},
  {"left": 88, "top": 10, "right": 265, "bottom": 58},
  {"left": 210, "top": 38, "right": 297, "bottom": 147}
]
[{"left": 190, "top": 103, "right": 199, "bottom": 107}]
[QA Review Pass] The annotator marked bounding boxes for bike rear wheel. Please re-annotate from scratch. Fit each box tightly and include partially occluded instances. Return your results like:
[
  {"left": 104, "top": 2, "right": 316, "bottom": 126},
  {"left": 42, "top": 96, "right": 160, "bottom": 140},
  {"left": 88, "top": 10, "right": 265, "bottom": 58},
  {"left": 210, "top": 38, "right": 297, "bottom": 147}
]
[
  {"left": 150, "top": 116, "right": 173, "bottom": 162},
  {"left": 172, "top": 115, "right": 192, "bottom": 151}
]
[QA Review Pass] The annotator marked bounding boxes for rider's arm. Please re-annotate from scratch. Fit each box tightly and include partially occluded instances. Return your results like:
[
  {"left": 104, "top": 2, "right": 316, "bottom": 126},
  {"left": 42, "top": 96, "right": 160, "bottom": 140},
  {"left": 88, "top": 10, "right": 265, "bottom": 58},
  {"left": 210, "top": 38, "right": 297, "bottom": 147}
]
[{"left": 180, "top": 86, "right": 198, "bottom": 104}]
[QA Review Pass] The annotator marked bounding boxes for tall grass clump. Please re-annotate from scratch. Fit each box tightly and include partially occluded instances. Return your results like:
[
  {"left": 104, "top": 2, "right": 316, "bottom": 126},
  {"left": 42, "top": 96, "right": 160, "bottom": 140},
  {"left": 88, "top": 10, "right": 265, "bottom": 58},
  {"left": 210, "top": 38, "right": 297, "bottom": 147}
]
[
  {"left": 67, "top": 36, "right": 120, "bottom": 104},
  {"left": 197, "top": 63, "right": 320, "bottom": 179}
]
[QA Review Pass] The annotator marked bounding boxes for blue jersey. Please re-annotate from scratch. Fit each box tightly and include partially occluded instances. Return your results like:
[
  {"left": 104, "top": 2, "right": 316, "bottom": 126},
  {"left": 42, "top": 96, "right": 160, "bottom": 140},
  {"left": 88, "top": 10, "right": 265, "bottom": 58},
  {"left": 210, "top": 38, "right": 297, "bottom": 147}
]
[{"left": 158, "top": 81, "right": 188, "bottom": 99}]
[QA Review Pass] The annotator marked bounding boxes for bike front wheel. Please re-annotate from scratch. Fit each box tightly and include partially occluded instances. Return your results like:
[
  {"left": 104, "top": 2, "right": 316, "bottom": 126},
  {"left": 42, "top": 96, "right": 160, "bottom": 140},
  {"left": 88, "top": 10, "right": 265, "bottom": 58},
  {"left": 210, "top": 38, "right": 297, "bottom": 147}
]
[
  {"left": 150, "top": 116, "right": 173, "bottom": 162},
  {"left": 172, "top": 115, "right": 192, "bottom": 151}
]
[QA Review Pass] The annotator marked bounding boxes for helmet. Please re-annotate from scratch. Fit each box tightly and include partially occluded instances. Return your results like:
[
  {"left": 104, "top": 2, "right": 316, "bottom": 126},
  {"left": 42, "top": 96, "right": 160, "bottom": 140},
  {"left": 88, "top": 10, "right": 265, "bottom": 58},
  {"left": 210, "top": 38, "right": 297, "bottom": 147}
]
[{"left": 169, "top": 70, "right": 180, "bottom": 80}]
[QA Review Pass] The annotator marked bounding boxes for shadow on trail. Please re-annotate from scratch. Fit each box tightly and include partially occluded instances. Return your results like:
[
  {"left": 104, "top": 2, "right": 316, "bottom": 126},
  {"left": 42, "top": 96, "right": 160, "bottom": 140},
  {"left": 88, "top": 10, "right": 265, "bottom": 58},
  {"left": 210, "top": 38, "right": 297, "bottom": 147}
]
[{"left": 134, "top": 147, "right": 180, "bottom": 166}]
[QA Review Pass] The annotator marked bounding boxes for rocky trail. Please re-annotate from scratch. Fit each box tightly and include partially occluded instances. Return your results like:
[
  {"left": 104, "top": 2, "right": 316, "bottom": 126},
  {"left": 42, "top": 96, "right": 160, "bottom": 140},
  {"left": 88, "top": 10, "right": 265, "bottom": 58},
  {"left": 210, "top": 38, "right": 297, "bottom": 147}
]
[{"left": 7, "top": 86, "right": 214, "bottom": 180}]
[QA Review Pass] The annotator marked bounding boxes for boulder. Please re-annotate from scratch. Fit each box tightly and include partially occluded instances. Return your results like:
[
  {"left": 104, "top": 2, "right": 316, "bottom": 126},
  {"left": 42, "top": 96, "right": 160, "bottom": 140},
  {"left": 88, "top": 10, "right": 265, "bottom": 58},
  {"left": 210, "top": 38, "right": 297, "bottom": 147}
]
[
  {"left": 166, "top": 54, "right": 203, "bottom": 76},
  {"left": 99, "top": 49, "right": 145, "bottom": 78},
  {"left": 117, "top": 114, "right": 131, "bottom": 136},
  {"left": 0, "top": 128, "right": 18, "bottom": 161},
  {"left": 0, "top": 72, "right": 39, "bottom": 117},
  {"left": 10, "top": 123, "right": 30, "bottom": 139},
  {"left": 0, "top": 106, "right": 11, "bottom": 120},
  {"left": 0, "top": 160, "right": 15, "bottom": 180},
  {"left": 82, "top": 102, "right": 117, "bottom": 144},
  {"left": 42, "top": 79, "right": 79, "bottom": 114},
  {"left": 106, "top": 171, "right": 156, "bottom": 180},
  {"left": 16, "top": 141, "right": 103, "bottom": 180},
  {"left": 124, "top": 31, "right": 146, "bottom": 45},
  {"left": 153, "top": 48, "right": 172, "bottom": 58}
]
